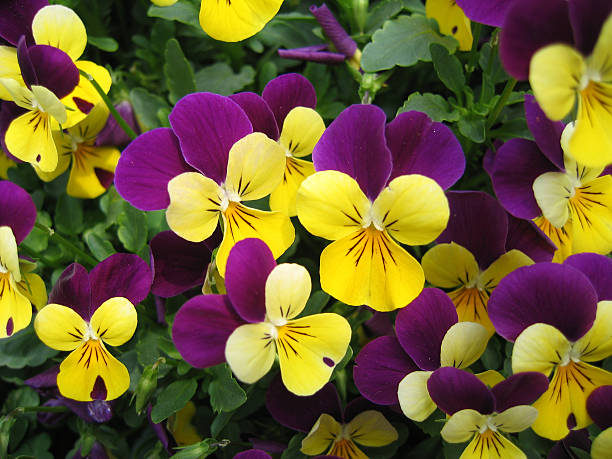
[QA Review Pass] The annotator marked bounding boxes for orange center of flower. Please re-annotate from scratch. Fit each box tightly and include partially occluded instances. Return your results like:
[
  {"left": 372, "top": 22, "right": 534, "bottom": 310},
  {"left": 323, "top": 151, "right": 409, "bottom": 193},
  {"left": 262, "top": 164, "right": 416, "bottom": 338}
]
[
  {"left": 328, "top": 438, "right": 363, "bottom": 459},
  {"left": 469, "top": 429, "right": 506, "bottom": 457}
]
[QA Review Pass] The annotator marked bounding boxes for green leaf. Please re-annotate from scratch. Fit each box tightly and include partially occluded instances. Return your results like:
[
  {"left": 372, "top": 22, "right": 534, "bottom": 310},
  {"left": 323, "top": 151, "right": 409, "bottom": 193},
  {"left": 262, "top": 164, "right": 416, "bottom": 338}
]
[
  {"left": 398, "top": 92, "right": 460, "bottom": 122},
  {"left": 299, "top": 290, "right": 330, "bottom": 317},
  {"left": 194, "top": 63, "right": 255, "bottom": 96},
  {"left": 164, "top": 39, "right": 197, "bottom": 104},
  {"left": 208, "top": 364, "right": 247, "bottom": 413},
  {"left": 366, "top": 0, "right": 403, "bottom": 33},
  {"left": 54, "top": 194, "right": 83, "bottom": 235},
  {"left": 117, "top": 202, "right": 148, "bottom": 252},
  {"left": 361, "top": 15, "right": 457, "bottom": 72},
  {"left": 0, "top": 325, "right": 58, "bottom": 369},
  {"left": 21, "top": 212, "right": 51, "bottom": 253},
  {"left": 147, "top": 3, "right": 200, "bottom": 28},
  {"left": 430, "top": 43, "right": 465, "bottom": 97},
  {"left": 151, "top": 379, "right": 198, "bottom": 423},
  {"left": 83, "top": 229, "right": 116, "bottom": 261},
  {"left": 87, "top": 36, "right": 118, "bottom": 52},
  {"left": 130, "top": 88, "right": 170, "bottom": 131},
  {"left": 458, "top": 113, "right": 486, "bottom": 143},
  {"left": 281, "top": 433, "right": 308, "bottom": 459},
  {"left": 170, "top": 439, "right": 219, "bottom": 459}
]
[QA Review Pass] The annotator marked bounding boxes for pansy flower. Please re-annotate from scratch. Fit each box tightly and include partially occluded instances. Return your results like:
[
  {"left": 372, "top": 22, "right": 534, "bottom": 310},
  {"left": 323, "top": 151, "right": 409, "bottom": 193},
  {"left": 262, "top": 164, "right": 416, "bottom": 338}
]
[
  {"left": 491, "top": 95, "right": 612, "bottom": 262},
  {"left": 296, "top": 106, "right": 464, "bottom": 311},
  {"left": 453, "top": 0, "right": 517, "bottom": 27},
  {"left": 172, "top": 238, "right": 351, "bottom": 396},
  {"left": 587, "top": 386, "right": 612, "bottom": 459},
  {"left": 425, "top": 0, "right": 473, "bottom": 51},
  {"left": 428, "top": 367, "right": 549, "bottom": 458},
  {"left": 488, "top": 254, "right": 612, "bottom": 440},
  {"left": 115, "top": 93, "right": 295, "bottom": 276},
  {"left": 354, "top": 288, "right": 490, "bottom": 421},
  {"left": 0, "top": 180, "right": 46, "bottom": 338},
  {"left": 500, "top": 0, "right": 612, "bottom": 166},
  {"left": 34, "top": 254, "right": 151, "bottom": 402}
]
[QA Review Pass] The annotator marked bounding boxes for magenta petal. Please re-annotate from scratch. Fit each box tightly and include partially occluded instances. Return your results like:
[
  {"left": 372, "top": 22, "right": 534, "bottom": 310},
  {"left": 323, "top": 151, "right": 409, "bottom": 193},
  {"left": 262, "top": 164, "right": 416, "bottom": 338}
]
[
  {"left": 491, "top": 372, "right": 549, "bottom": 413},
  {"left": 587, "top": 386, "right": 612, "bottom": 429},
  {"left": 230, "top": 92, "right": 279, "bottom": 141},
  {"left": 428, "top": 367, "right": 495, "bottom": 416},
  {"left": 455, "top": 0, "right": 516, "bottom": 27},
  {"left": 568, "top": 0, "right": 612, "bottom": 56},
  {"left": 28, "top": 45, "right": 78, "bottom": 99},
  {"left": 353, "top": 335, "right": 419, "bottom": 405},
  {"left": 505, "top": 215, "right": 556, "bottom": 263},
  {"left": 548, "top": 429, "right": 591, "bottom": 459},
  {"left": 262, "top": 73, "right": 317, "bottom": 129},
  {"left": 49, "top": 263, "right": 92, "bottom": 321},
  {"left": 385, "top": 111, "right": 465, "bottom": 189},
  {"left": 89, "top": 254, "right": 151, "bottom": 311},
  {"left": 309, "top": 4, "right": 357, "bottom": 58},
  {"left": 0, "top": 180, "right": 36, "bottom": 244},
  {"left": 96, "top": 101, "right": 140, "bottom": 147},
  {"left": 234, "top": 451, "right": 272, "bottom": 459},
  {"left": 225, "top": 239, "right": 276, "bottom": 323},
  {"left": 169, "top": 93, "right": 252, "bottom": 184},
  {"left": 0, "top": 0, "right": 47, "bottom": 46},
  {"left": 172, "top": 295, "right": 244, "bottom": 368},
  {"left": 114, "top": 128, "right": 195, "bottom": 211},
  {"left": 564, "top": 253, "right": 612, "bottom": 301},
  {"left": 524, "top": 95, "right": 565, "bottom": 170},
  {"left": 313, "top": 104, "right": 392, "bottom": 200},
  {"left": 395, "top": 288, "right": 458, "bottom": 371},
  {"left": 488, "top": 263, "right": 598, "bottom": 342},
  {"left": 437, "top": 191, "right": 508, "bottom": 269}
]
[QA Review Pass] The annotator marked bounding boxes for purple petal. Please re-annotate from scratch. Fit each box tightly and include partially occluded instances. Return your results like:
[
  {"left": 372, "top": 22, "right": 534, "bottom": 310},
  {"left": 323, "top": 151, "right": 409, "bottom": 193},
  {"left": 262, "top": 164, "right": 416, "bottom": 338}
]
[
  {"left": 148, "top": 404, "right": 170, "bottom": 453},
  {"left": 25, "top": 366, "right": 59, "bottom": 389},
  {"left": 488, "top": 263, "right": 598, "bottom": 342},
  {"left": 96, "top": 101, "right": 140, "bottom": 147},
  {"left": 524, "top": 95, "right": 565, "bottom": 170},
  {"left": 564, "top": 253, "right": 612, "bottom": 301},
  {"left": 309, "top": 4, "right": 357, "bottom": 57},
  {"left": 0, "top": 0, "right": 47, "bottom": 46},
  {"left": 89, "top": 253, "right": 151, "bottom": 312},
  {"left": 343, "top": 397, "right": 380, "bottom": 423},
  {"left": 172, "top": 295, "right": 244, "bottom": 368},
  {"left": 36, "top": 399, "right": 67, "bottom": 425},
  {"left": 385, "top": 111, "right": 465, "bottom": 189},
  {"left": 17, "top": 37, "right": 37, "bottom": 87},
  {"left": 225, "top": 238, "right": 276, "bottom": 323},
  {"left": 505, "top": 215, "right": 556, "bottom": 263},
  {"left": 483, "top": 140, "right": 503, "bottom": 179},
  {"left": 114, "top": 128, "right": 195, "bottom": 211},
  {"left": 265, "top": 375, "right": 342, "bottom": 432},
  {"left": 568, "top": 0, "right": 612, "bottom": 56},
  {"left": 150, "top": 231, "right": 213, "bottom": 298},
  {"left": 234, "top": 451, "right": 272, "bottom": 459},
  {"left": 395, "top": 288, "right": 458, "bottom": 371},
  {"left": 247, "top": 439, "right": 286, "bottom": 454},
  {"left": 548, "top": 429, "right": 591, "bottom": 459},
  {"left": 492, "top": 139, "right": 557, "bottom": 219},
  {"left": 278, "top": 48, "right": 347, "bottom": 64},
  {"left": 27, "top": 44, "right": 78, "bottom": 98},
  {"left": 587, "top": 386, "right": 612, "bottom": 429},
  {"left": 73, "top": 442, "right": 108, "bottom": 459},
  {"left": 500, "top": 0, "right": 574, "bottom": 80},
  {"left": 437, "top": 191, "right": 508, "bottom": 269},
  {"left": 169, "top": 93, "right": 252, "bottom": 184},
  {"left": 363, "top": 311, "right": 394, "bottom": 338},
  {"left": 491, "top": 372, "right": 549, "bottom": 413},
  {"left": 353, "top": 335, "right": 419, "bottom": 405},
  {"left": 49, "top": 263, "right": 92, "bottom": 321},
  {"left": 427, "top": 367, "right": 495, "bottom": 415},
  {"left": 313, "top": 104, "right": 392, "bottom": 200},
  {"left": 455, "top": 0, "right": 516, "bottom": 27},
  {"left": 262, "top": 74, "right": 317, "bottom": 130},
  {"left": 0, "top": 180, "right": 36, "bottom": 244},
  {"left": 229, "top": 92, "right": 279, "bottom": 141}
]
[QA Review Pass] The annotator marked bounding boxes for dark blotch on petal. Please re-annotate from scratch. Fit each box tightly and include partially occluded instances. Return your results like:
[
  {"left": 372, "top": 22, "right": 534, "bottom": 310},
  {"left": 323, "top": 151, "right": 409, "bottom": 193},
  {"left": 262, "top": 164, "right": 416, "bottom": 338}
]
[
  {"left": 90, "top": 376, "right": 107, "bottom": 401},
  {"left": 323, "top": 357, "right": 334, "bottom": 367},
  {"left": 73, "top": 97, "right": 94, "bottom": 114},
  {"left": 6, "top": 317, "right": 13, "bottom": 336}
]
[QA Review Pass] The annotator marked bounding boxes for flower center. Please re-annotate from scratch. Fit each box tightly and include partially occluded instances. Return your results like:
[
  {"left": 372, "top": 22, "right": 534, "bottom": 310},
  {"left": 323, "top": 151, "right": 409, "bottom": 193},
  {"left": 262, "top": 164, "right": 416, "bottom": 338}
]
[
  {"left": 559, "top": 343, "right": 582, "bottom": 367},
  {"left": 219, "top": 186, "right": 241, "bottom": 212},
  {"left": 361, "top": 204, "right": 384, "bottom": 231},
  {"left": 82, "top": 322, "right": 99, "bottom": 342},
  {"left": 479, "top": 416, "right": 499, "bottom": 434}
]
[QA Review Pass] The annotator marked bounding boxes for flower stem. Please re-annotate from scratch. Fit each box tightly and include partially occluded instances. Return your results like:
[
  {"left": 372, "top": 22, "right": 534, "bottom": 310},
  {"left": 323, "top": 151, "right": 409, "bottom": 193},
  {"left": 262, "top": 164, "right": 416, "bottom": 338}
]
[
  {"left": 34, "top": 222, "right": 98, "bottom": 267},
  {"left": 466, "top": 22, "right": 482, "bottom": 81},
  {"left": 486, "top": 78, "right": 517, "bottom": 131}
]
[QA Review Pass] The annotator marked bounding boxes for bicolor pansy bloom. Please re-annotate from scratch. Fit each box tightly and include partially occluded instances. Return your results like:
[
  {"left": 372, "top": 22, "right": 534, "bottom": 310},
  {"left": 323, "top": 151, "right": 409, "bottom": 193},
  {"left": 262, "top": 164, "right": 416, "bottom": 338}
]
[
  {"left": 587, "top": 386, "right": 612, "bottom": 459},
  {"left": 172, "top": 238, "right": 351, "bottom": 396},
  {"left": 426, "top": 0, "right": 473, "bottom": 51},
  {"left": 230, "top": 73, "right": 325, "bottom": 216},
  {"left": 0, "top": 180, "right": 46, "bottom": 338},
  {"left": 491, "top": 96, "right": 612, "bottom": 262},
  {"left": 500, "top": 0, "right": 612, "bottom": 166},
  {"left": 34, "top": 254, "right": 151, "bottom": 402},
  {"left": 488, "top": 254, "right": 612, "bottom": 440},
  {"left": 428, "top": 367, "right": 549, "bottom": 459},
  {"left": 115, "top": 92, "right": 295, "bottom": 276},
  {"left": 354, "top": 288, "right": 490, "bottom": 422},
  {"left": 297, "top": 106, "right": 464, "bottom": 311},
  {"left": 266, "top": 377, "right": 398, "bottom": 458}
]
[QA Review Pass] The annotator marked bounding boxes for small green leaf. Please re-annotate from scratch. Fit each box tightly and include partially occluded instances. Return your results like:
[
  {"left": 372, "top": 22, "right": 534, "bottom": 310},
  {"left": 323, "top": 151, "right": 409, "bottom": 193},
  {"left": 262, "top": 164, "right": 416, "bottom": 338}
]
[
  {"left": 398, "top": 92, "right": 460, "bottom": 122},
  {"left": 430, "top": 43, "right": 465, "bottom": 98},
  {"left": 164, "top": 39, "right": 197, "bottom": 104},
  {"left": 147, "top": 3, "right": 200, "bottom": 28},
  {"left": 83, "top": 229, "right": 116, "bottom": 261},
  {"left": 87, "top": 36, "right": 118, "bottom": 52},
  {"left": 130, "top": 88, "right": 170, "bottom": 131},
  {"left": 208, "top": 365, "right": 247, "bottom": 413},
  {"left": 170, "top": 439, "right": 221, "bottom": 459},
  {"left": 299, "top": 290, "right": 330, "bottom": 317},
  {"left": 195, "top": 63, "right": 255, "bottom": 96},
  {"left": 366, "top": 0, "right": 403, "bottom": 32},
  {"left": 458, "top": 113, "right": 486, "bottom": 143},
  {"left": 281, "top": 433, "right": 308, "bottom": 459},
  {"left": 54, "top": 194, "right": 83, "bottom": 235},
  {"left": 151, "top": 379, "right": 198, "bottom": 423},
  {"left": 117, "top": 202, "right": 148, "bottom": 253}
]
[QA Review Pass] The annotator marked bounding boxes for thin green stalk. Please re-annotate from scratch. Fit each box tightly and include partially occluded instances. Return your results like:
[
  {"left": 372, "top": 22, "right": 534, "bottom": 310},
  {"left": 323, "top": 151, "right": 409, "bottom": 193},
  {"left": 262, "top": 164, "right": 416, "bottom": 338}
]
[
  {"left": 466, "top": 22, "right": 482, "bottom": 81},
  {"left": 486, "top": 78, "right": 517, "bottom": 131},
  {"left": 78, "top": 69, "right": 137, "bottom": 140},
  {"left": 34, "top": 222, "right": 98, "bottom": 267},
  {"left": 9, "top": 406, "right": 70, "bottom": 417}
]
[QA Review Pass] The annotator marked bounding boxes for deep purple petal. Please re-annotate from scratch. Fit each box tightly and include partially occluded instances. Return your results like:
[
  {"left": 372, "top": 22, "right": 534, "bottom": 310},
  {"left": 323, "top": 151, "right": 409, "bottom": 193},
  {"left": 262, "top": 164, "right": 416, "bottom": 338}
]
[
  {"left": 524, "top": 95, "right": 565, "bottom": 170},
  {"left": 225, "top": 238, "right": 276, "bottom": 323},
  {"left": 492, "top": 138, "right": 557, "bottom": 219},
  {"left": 229, "top": 92, "right": 279, "bottom": 140},
  {"left": 437, "top": 191, "right": 508, "bottom": 269},
  {"left": 313, "top": 104, "right": 392, "bottom": 200},
  {"left": 309, "top": 4, "right": 357, "bottom": 57},
  {"left": 73, "top": 442, "right": 108, "bottom": 459},
  {"left": 27, "top": 44, "right": 78, "bottom": 98},
  {"left": 587, "top": 386, "right": 612, "bottom": 429},
  {"left": 262, "top": 73, "right": 317, "bottom": 130},
  {"left": 169, "top": 93, "right": 252, "bottom": 184},
  {"left": 395, "top": 288, "right": 458, "bottom": 371},
  {"left": 564, "top": 253, "right": 612, "bottom": 301},
  {"left": 96, "top": 101, "right": 140, "bottom": 147},
  {"left": 491, "top": 372, "right": 549, "bottom": 412},
  {"left": 0, "top": 180, "right": 36, "bottom": 244},
  {"left": 483, "top": 140, "right": 503, "bottom": 179},
  {"left": 455, "top": 0, "right": 516, "bottom": 27},
  {"left": 17, "top": 37, "right": 37, "bottom": 87},
  {"left": 49, "top": 263, "right": 92, "bottom": 321},
  {"left": 265, "top": 375, "right": 342, "bottom": 432},
  {"left": 114, "top": 128, "right": 196, "bottom": 211},
  {"left": 428, "top": 367, "right": 495, "bottom": 415},
  {"left": 505, "top": 215, "right": 556, "bottom": 263},
  {"left": 278, "top": 48, "right": 347, "bottom": 64},
  {"left": 61, "top": 398, "right": 113, "bottom": 423},
  {"left": 385, "top": 111, "right": 465, "bottom": 189},
  {"left": 247, "top": 439, "right": 286, "bottom": 454},
  {"left": 488, "top": 263, "right": 598, "bottom": 342},
  {"left": 150, "top": 231, "right": 213, "bottom": 298},
  {"left": 148, "top": 404, "right": 170, "bottom": 453},
  {"left": 234, "top": 450, "right": 272, "bottom": 459},
  {"left": 547, "top": 429, "right": 591, "bottom": 459},
  {"left": 89, "top": 253, "right": 151, "bottom": 311},
  {"left": 0, "top": 0, "right": 47, "bottom": 46},
  {"left": 499, "top": 0, "right": 574, "bottom": 80},
  {"left": 363, "top": 311, "right": 394, "bottom": 338},
  {"left": 343, "top": 397, "right": 380, "bottom": 423},
  {"left": 568, "top": 0, "right": 612, "bottom": 56},
  {"left": 25, "top": 366, "right": 59, "bottom": 389},
  {"left": 353, "top": 335, "right": 419, "bottom": 405},
  {"left": 172, "top": 295, "right": 244, "bottom": 368}
]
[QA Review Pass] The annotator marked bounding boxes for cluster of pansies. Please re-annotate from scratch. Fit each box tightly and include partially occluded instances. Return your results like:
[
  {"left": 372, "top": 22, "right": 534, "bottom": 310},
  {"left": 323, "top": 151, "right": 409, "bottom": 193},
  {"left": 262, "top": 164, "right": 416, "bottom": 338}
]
[{"left": 0, "top": 0, "right": 612, "bottom": 458}]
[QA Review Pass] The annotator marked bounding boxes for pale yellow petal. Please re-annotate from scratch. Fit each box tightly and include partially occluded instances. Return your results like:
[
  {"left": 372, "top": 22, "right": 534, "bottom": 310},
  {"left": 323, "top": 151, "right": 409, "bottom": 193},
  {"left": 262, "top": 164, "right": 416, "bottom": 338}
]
[
  {"left": 301, "top": 413, "right": 341, "bottom": 455},
  {"left": 574, "top": 300, "right": 612, "bottom": 362},
  {"left": 592, "top": 427, "right": 612, "bottom": 459},
  {"left": 492, "top": 405, "right": 538, "bottom": 433},
  {"left": 512, "top": 323, "right": 570, "bottom": 376},
  {"left": 440, "top": 321, "right": 489, "bottom": 369},
  {"left": 225, "top": 322, "right": 277, "bottom": 384},
  {"left": 279, "top": 107, "right": 325, "bottom": 158},
  {"left": 32, "top": 5, "right": 87, "bottom": 61},
  {"left": 345, "top": 410, "right": 398, "bottom": 447},
  {"left": 397, "top": 370, "right": 436, "bottom": 422},
  {"left": 16, "top": 272, "right": 47, "bottom": 311},
  {"left": 265, "top": 263, "right": 311, "bottom": 323},
  {"left": 479, "top": 250, "right": 534, "bottom": 293},
  {"left": 422, "top": 242, "right": 479, "bottom": 289},
  {"left": 441, "top": 409, "right": 487, "bottom": 443}
]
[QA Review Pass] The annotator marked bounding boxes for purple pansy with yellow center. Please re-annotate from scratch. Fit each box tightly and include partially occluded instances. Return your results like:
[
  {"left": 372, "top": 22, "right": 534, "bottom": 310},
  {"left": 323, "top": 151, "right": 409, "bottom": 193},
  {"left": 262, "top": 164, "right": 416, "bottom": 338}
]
[
  {"left": 296, "top": 105, "right": 464, "bottom": 311},
  {"left": 34, "top": 254, "right": 151, "bottom": 402},
  {"left": 115, "top": 92, "right": 295, "bottom": 276},
  {"left": 172, "top": 238, "right": 351, "bottom": 396},
  {"left": 500, "top": 0, "right": 612, "bottom": 167},
  {"left": 354, "top": 288, "right": 490, "bottom": 422},
  {"left": 0, "top": 180, "right": 46, "bottom": 338},
  {"left": 587, "top": 386, "right": 612, "bottom": 459},
  {"left": 428, "top": 367, "right": 549, "bottom": 459},
  {"left": 491, "top": 95, "right": 612, "bottom": 262},
  {"left": 488, "top": 254, "right": 612, "bottom": 440}
]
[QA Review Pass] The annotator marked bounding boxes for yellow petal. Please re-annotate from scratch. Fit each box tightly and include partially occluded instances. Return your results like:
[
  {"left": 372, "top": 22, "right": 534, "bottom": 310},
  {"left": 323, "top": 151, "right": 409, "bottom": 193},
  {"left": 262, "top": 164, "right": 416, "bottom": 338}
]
[
  {"left": 31, "top": 85, "right": 67, "bottom": 124},
  {"left": 534, "top": 216, "right": 573, "bottom": 262},
  {"left": 152, "top": 0, "right": 179, "bottom": 5},
  {"left": 422, "top": 242, "right": 479, "bottom": 289},
  {"left": 397, "top": 370, "right": 435, "bottom": 422},
  {"left": 425, "top": 0, "right": 473, "bottom": 51},
  {"left": 301, "top": 413, "right": 341, "bottom": 455},
  {"left": 512, "top": 323, "right": 570, "bottom": 376},
  {"left": 569, "top": 175, "right": 612, "bottom": 254},
  {"left": 35, "top": 130, "right": 71, "bottom": 182},
  {"left": 492, "top": 405, "right": 538, "bottom": 433},
  {"left": 345, "top": 410, "right": 398, "bottom": 447},
  {"left": 62, "top": 61, "right": 112, "bottom": 128},
  {"left": 0, "top": 152, "right": 16, "bottom": 179},
  {"left": 279, "top": 107, "right": 325, "bottom": 158},
  {"left": 265, "top": 263, "right": 311, "bottom": 324},
  {"left": 475, "top": 370, "right": 505, "bottom": 388},
  {"left": 16, "top": 272, "right": 47, "bottom": 311},
  {"left": 0, "top": 226, "right": 21, "bottom": 281},
  {"left": 448, "top": 287, "right": 494, "bottom": 336},
  {"left": 574, "top": 300, "right": 612, "bottom": 362},
  {"left": 440, "top": 322, "right": 489, "bottom": 369},
  {"left": 269, "top": 157, "right": 315, "bottom": 217},
  {"left": 0, "top": 77, "right": 34, "bottom": 109},
  {"left": 168, "top": 401, "right": 202, "bottom": 447},
  {"left": 5, "top": 110, "right": 58, "bottom": 172},
  {"left": 67, "top": 103, "right": 110, "bottom": 140},
  {"left": 592, "top": 427, "right": 612, "bottom": 459},
  {"left": 225, "top": 322, "right": 277, "bottom": 384},
  {"left": 479, "top": 250, "right": 534, "bottom": 293},
  {"left": 32, "top": 5, "right": 87, "bottom": 61},
  {"left": 459, "top": 430, "right": 526, "bottom": 459},
  {"left": 320, "top": 227, "right": 424, "bottom": 312},
  {"left": 90, "top": 297, "right": 137, "bottom": 347},
  {"left": 34, "top": 304, "right": 86, "bottom": 351},
  {"left": 589, "top": 14, "right": 612, "bottom": 81},
  {"left": 0, "top": 273, "right": 32, "bottom": 338},
  {"left": 0, "top": 47, "right": 24, "bottom": 101},
  {"left": 441, "top": 409, "right": 487, "bottom": 443},
  {"left": 67, "top": 145, "right": 120, "bottom": 199},
  {"left": 328, "top": 439, "right": 369, "bottom": 459},
  {"left": 532, "top": 171, "right": 573, "bottom": 227}
]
